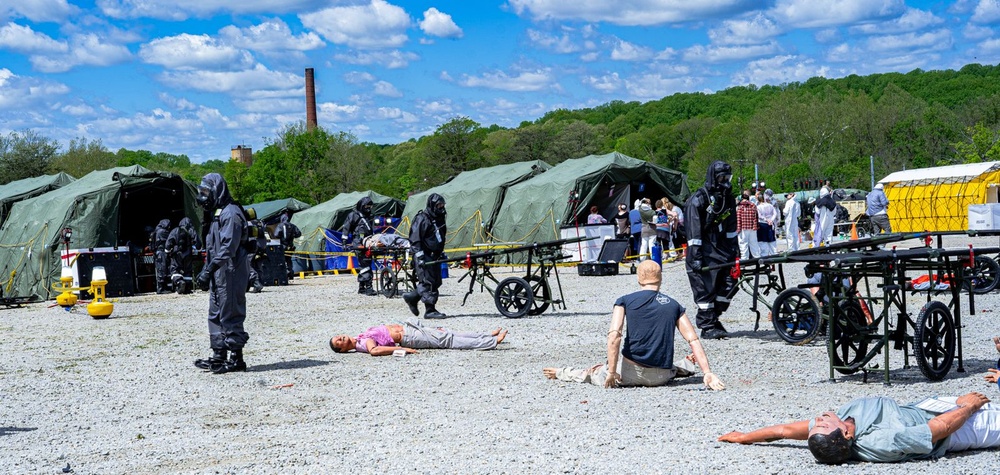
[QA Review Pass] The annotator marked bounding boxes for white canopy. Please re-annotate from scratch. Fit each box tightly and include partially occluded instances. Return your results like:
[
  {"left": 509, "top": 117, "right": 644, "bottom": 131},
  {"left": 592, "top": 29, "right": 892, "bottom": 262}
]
[{"left": 879, "top": 161, "right": 1000, "bottom": 186}]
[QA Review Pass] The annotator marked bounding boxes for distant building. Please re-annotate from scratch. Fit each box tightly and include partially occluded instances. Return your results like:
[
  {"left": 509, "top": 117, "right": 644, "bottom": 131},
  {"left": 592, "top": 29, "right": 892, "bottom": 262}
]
[{"left": 231, "top": 145, "right": 252, "bottom": 166}]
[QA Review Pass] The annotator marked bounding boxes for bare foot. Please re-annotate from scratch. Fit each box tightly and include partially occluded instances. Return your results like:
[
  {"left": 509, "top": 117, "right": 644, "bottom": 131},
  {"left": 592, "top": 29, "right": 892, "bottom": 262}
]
[
  {"left": 496, "top": 329, "right": 508, "bottom": 344},
  {"left": 542, "top": 367, "right": 558, "bottom": 379},
  {"left": 994, "top": 336, "right": 1000, "bottom": 354},
  {"left": 491, "top": 328, "right": 503, "bottom": 336}
]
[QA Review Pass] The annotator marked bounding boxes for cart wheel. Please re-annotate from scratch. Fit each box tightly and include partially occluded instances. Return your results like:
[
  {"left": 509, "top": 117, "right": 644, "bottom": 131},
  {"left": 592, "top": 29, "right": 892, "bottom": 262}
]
[
  {"left": 914, "top": 300, "right": 956, "bottom": 381},
  {"left": 830, "top": 300, "right": 869, "bottom": 374},
  {"left": 770, "top": 288, "right": 822, "bottom": 345},
  {"left": 379, "top": 268, "right": 398, "bottom": 298},
  {"left": 965, "top": 255, "right": 999, "bottom": 294},
  {"left": 526, "top": 275, "right": 551, "bottom": 316},
  {"left": 494, "top": 277, "right": 533, "bottom": 318}
]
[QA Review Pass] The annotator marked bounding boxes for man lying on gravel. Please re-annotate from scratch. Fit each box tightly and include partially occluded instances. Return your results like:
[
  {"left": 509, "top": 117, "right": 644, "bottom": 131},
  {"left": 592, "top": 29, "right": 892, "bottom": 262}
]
[
  {"left": 718, "top": 392, "right": 1000, "bottom": 464},
  {"left": 543, "top": 260, "right": 725, "bottom": 390},
  {"left": 328, "top": 318, "right": 507, "bottom": 356}
]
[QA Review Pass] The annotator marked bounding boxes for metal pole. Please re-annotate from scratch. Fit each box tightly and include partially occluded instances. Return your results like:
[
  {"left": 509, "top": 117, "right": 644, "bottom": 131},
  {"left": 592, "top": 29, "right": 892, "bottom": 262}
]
[
  {"left": 870, "top": 155, "right": 875, "bottom": 190},
  {"left": 754, "top": 163, "right": 759, "bottom": 191}
]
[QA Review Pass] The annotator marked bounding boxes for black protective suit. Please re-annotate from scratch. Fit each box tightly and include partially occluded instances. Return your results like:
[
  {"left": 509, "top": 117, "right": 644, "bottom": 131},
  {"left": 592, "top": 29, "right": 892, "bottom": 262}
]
[
  {"left": 193, "top": 173, "right": 250, "bottom": 374},
  {"left": 405, "top": 193, "right": 447, "bottom": 317},
  {"left": 684, "top": 160, "right": 738, "bottom": 337},
  {"left": 166, "top": 217, "right": 196, "bottom": 294},
  {"left": 151, "top": 219, "right": 172, "bottom": 293},
  {"left": 341, "top": 197, "right": 376, "bottom": 295},
  {"left": 246, "top": 218, "right": 267, "bottom": 293},
  {"left": 274, "top": 214, "right": 301, "bottom": 278}
]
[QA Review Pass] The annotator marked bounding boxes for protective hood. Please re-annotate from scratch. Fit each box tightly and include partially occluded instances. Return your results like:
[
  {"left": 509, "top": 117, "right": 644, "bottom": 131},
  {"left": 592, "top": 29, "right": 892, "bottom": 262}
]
[
  {"left": 356, "top": 196, "right": 374, "bottom": 216},
  {"left": 179, "top": 217, "right": 193, "bottom": 228},
  {"left": 156, "top": 218, "right": 171, "bottom": 231},
  {"left": 426, "top": 193, "right": 446, "bottom": 220},
  {"left": 197, "top": 173, "right": 232, "bottom": 210},
  {"left": 280, "top": 213, "right": 290, "bottom": 224},
  {"left": 704, "top": 160, "right": 733, "bottom": 192}
]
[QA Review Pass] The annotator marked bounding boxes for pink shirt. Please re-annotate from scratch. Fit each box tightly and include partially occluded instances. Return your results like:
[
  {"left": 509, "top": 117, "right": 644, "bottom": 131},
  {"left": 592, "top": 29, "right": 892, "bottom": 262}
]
[{"left": 355, "top": 325, "right": 395, "bottom": 353}]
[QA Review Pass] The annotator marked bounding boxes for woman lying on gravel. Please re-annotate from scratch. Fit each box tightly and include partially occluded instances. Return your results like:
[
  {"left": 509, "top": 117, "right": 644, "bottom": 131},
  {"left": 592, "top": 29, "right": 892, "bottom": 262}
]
[{"left": 329, "top": 317, "right": 507, "bottom": 356}]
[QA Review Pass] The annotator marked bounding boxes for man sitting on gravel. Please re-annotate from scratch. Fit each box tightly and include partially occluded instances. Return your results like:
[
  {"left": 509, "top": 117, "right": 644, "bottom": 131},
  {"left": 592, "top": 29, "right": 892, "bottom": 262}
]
[
  {"left": 718, "top": 392, "right": 1000, "bottom": 464},
  {"left": 542, "top": 260, "right": 725, "bottom": 390},
  {"left": 329, "top": 318, "right": 507, "bottom": 356}
]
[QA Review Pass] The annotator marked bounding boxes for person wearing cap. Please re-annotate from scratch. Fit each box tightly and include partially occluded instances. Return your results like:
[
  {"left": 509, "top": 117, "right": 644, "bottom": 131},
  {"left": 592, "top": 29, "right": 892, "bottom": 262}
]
[
  {"left": 542, "top": 260, "right": 726, "bottom": 390},
  {"left": 866, "top": 183, "right": 891, "bottom": 234},
  {"left": 783, "top": 192, "right": 802, "bottom": 251}
]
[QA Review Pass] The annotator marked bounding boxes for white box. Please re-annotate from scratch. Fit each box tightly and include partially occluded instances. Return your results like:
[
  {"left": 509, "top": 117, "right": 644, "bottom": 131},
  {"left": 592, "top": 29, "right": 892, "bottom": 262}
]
[{"left": 968, "top": 204, "right": 1000, "bottom": 230}]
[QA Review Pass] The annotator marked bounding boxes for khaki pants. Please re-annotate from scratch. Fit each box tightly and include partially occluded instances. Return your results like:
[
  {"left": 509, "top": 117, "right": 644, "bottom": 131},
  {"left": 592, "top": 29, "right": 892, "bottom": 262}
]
[{"left": 554, "top": 357, "right": 697, "bottom": 387}]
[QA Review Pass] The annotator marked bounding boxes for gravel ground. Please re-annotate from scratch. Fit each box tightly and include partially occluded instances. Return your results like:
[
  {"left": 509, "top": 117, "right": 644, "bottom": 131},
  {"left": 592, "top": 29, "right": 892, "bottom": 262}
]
[{"left": 2, "top": 234, "right": 999, "bottom": 474}]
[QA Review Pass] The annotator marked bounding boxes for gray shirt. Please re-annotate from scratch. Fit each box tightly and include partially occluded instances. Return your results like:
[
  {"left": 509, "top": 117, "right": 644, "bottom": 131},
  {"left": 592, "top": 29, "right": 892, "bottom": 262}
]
[
  {"left": 867, "top": 189, "right": 889, "bottom": 215},
  {"left": 809, "top": 397, "right": 943, "bottom": 463}
]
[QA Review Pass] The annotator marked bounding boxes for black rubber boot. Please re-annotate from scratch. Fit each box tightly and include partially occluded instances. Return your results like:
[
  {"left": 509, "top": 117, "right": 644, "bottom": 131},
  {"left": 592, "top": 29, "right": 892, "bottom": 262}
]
[
  {"left": 212, "top": 349, "right": 247, "bottom": 374},
  {"left": 363, "top": 283, "right": 378, "bottom": 296},
  {"left": 194, "top": 348, "right": 226, "bottom": 370},
  {"left": 402, "top": 292, "right": 420, "bottom": 316},
  {"left": 424, "top": 303, "right": 446, "bottom": 319}
]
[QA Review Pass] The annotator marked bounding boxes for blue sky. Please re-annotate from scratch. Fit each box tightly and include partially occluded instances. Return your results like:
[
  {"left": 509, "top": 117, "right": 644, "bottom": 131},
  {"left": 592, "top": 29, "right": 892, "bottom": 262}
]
[{"left": 2, "top": 0, "right": 1000, "bottom": 163}]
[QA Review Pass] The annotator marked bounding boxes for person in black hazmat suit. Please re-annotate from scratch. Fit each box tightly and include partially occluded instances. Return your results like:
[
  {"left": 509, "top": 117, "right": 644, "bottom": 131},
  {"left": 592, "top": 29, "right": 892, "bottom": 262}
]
[
  {"left": 151, "top": 218, "right": 172, "bottom": 294},
  {"left": 341, "top": 196, "right": 377, "bottom": 296},
  {"left": 165, "top": 217, "right": 197, "bottom": 294},
  {"left": 274, "top": 212, "right": 301, "bottom": 279},
  {"left": 684, "top": 160, "right": 738, "bottom": 339},
  {"left": 246, "top": 217, "right": 267, "bottom": 293},
  {"left": 403, "top": 193, "right": 448, "bottom": 319},
  {"left": 193, "top": 173, "right": 251, "bottom": 374}
]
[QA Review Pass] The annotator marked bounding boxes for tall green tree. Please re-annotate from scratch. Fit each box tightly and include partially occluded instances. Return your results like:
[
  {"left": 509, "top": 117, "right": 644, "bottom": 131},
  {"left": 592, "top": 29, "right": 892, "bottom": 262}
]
[
  {"left": 49, "top": 137, "right": 116, "bottom": 178},
  {"left": 0, "top": 130, "right": 60, "bottom": 184}
]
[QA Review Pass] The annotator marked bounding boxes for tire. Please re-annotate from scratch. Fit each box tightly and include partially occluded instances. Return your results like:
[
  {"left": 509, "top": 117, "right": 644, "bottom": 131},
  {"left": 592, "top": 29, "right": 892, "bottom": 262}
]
[
  {"left": 770, "top": 288, "right": 823, "bottom": 345},
  {"left": 526, "top": 275, "right": 551, "bottom": 316},
  {"left": 913, "top": 300, "right": 956, "bottom": 381},
  {"left": 379, "top": 267, "right": 398, "bottom": 298},
  {"left": 853, "top": 215, "right": 875, "bottom": 238},
  {"left": 830, "top": 300, "right": 869, "bottom": 374},
  {"left": 965, "top": 255, "right": 999, "bottom": 295},
  {"left": 494, "top": 277, "right": 533, "bottom": 318}
]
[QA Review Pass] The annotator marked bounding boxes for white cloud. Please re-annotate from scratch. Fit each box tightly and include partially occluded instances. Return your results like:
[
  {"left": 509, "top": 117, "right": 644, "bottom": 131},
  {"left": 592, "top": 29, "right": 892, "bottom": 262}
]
[
  {"left": 732, "top": 55, "right": 830, "bottom": 85},
  {"left": 507, "top": 0, "right": 761, "bottom": 27},
  {"left": 973, "top": 0, "right": 1000, "bottom": 24},
  {"left": 318, "top": 102, "right": 362, "bottom": 122},
  {"left": 373, "top": 80, "right": 402, "bottom": 97},
  {"left": 0, "top": 68, "right": 70, "bottom": 109},
  {"left": 580, "top": 51, "right": 600, "bottom": 62},
  {"left": 708, "top": 13, "right": 782, "bottom": 45},
  {"left": 418, "top": 99, "right": 454, "bottom": 115},
  {"left": 333, "top": 50, "right": 419, "bottom": 69},
  {"left": 980, "top": 36, "right": 1000, "bottom": 52},
  {"left": 1, "top": 0, "right": 77, "bottom": 22},
  {"left": 815, "top": 28, "right": 840, "bottom": 43},
  {"left": 0, "top": 22, "right": 67, "bottom": 54},
  {"left": 344, "top": 71, "right": 376, "bottom": 84},
  {"left": 158, "top": 64, "right": 301, "bottom": 95},
  {"left": 865, "top": 29, "right": 952, "bottom": 52},
  {"left": 59, "top": 103, "right": 96, "bottom": 116},
  {"left": 683, "top": 41, "right": 780, "bottom": 63},
  {"left": 233, "top": 97, "right": 301, "bottom": 114},
  {"left": 96, "top": 0, "right": 328, "bottom": 21},
  {"left": 457, "top": 69, "right": 555, "bottom": 92},
  {"left": 771, "top": 0, "right": 905, "bottom": 28},
  {"left": 140, "top": 34, "right": 253, "bottom": 71},
  {"left": 419, "top": 8, "right": 462, "bottom": 38},
  {"left": 850, "top": 8, "right": 943, "bottom": 35},
  {"left": 30, "top": 33, "right": 131, "bottom": 73},
  {"left": 582, "top": 72, "right": 623, "bottom": 93},
  {"left": 964, "top": 24, "right": 994, "bottom": 40},
  {"left": 300, "top": 0, "right": 410, "bottom": 49},
  {"left": 218, "top": 18, "right": 324, "bottom": 53},
  {"left": 622, "top": 73, "right": 699, "bottom": 99},
  {"left": 527, "top": 29, "right": 580, "bottom": 53},
  {"left": 159, "top": 93, "right": 199, "bottom": 111},
  {"left": 609, "top": 38, "right": 653, "bottom": 61}
]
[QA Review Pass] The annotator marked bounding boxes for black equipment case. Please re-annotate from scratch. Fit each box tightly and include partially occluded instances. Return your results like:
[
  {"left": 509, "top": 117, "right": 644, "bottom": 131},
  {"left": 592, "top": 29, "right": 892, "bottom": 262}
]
[{"left": 577, "top": 239, "right": 628, "bottom": 276}]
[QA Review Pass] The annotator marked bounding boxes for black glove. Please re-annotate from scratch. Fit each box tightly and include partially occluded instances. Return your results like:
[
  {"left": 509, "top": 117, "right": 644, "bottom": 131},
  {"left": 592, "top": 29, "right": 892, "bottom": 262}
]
[
  {"left": 686, "top": 245, "right": 702, "bottom": 270},
  {"left": 196, "top": 262, "right": 217, "bottom": 291}
]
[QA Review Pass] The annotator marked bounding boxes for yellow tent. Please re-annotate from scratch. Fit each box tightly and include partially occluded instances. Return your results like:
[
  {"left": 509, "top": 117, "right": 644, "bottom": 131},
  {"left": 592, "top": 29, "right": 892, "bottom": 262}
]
[{"left": 880, "top": 161, "right": 1000, "bottom": 232}]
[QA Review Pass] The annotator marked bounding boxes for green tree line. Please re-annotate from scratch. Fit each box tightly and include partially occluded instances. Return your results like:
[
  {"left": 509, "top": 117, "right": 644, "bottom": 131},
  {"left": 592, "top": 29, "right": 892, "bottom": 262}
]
[{"left": 4, "top": 63, "right": 1000, "bottom": 204}]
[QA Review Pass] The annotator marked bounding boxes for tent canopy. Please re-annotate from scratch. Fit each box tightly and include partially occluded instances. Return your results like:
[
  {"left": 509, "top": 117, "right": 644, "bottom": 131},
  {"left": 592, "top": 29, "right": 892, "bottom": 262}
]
[
  {"left": 879, "top": 161, "right": 1000, "bottom": 232},
  {"left": 0, "top": 172, "right": 75, "bottom": 226},
  {"left": 491, "top": 152, "right": 689, "bottom": 244},
  {"left": 245, "top": 197, "right": 313, "bottom": 224},
  {"left": 0, "top": 165, "right": 200, "bottom": 300},
  {"left": 291, "top": 190, "right": 404, "bottom": 252},
  {"left": 401, "top": 160, "right": 550, "bottom": 249}
]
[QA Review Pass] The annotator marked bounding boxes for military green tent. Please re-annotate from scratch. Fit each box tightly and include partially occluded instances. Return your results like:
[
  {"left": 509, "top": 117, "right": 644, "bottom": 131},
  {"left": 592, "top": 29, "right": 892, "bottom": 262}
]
[
  {"left": 245, "top": 197, "right": 313, "bottom": 224},
  {"left": 401, "top": 160, "right": 550, "bottom": 249},
  {"left": 291, "top": 190, "right": 404, "bottom": 253},
  {"left": 0, "top": 166, "right": 200, "bottom": 300},
  {"left": 0, "top": 172, "right": 76, "bottom": 226},
  {"left": 491, "top": 152, "right": 689, "bottom": 244}
]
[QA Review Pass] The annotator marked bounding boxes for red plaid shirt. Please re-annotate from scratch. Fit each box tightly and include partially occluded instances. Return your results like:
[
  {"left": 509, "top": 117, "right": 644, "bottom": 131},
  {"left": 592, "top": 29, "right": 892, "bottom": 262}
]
[{"left": 736, "top": 199, "right": 758, "bottom": 231}]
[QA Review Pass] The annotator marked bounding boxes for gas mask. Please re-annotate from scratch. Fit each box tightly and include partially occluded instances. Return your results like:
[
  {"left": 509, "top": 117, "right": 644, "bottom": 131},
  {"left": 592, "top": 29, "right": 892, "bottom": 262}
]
[{"left": 196, "top": 183, "right": 214, "bottom": 210}]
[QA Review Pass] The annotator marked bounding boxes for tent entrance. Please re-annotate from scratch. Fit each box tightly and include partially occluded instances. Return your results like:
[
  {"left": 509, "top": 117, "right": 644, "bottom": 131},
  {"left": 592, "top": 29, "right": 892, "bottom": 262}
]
[
  {"left": 118, "top": 179, "right": 191, "bottom": 293},
  {"left": 579, "top": 181, "right": 672, "bottom": 224}
]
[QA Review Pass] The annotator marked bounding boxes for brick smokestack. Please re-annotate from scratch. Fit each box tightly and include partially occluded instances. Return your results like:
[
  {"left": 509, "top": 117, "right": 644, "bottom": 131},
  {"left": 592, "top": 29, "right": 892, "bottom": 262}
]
[{"left": 305, "top": 68, "right": 317, "bottom": 131}]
